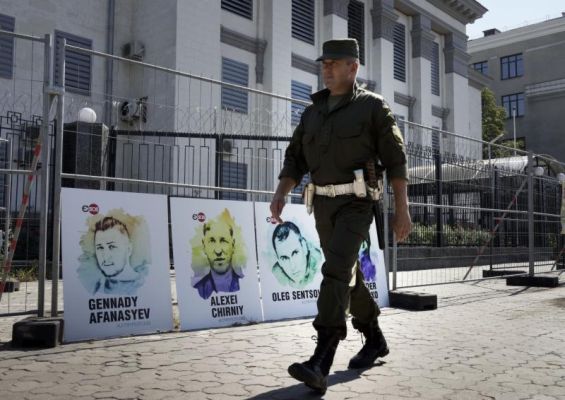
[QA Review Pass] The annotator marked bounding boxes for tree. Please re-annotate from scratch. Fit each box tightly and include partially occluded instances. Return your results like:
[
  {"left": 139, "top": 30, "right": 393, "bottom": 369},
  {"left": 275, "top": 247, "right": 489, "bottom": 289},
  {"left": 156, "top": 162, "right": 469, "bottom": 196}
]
[
  {"left": 481, "top": 87, "right": 526, "bottom": 158},
  {"left": 481, "top": 87, "right": 507, "bottom": 158},
  {"left": 481, "top": 88, "right": 506, "bottom": 142}
]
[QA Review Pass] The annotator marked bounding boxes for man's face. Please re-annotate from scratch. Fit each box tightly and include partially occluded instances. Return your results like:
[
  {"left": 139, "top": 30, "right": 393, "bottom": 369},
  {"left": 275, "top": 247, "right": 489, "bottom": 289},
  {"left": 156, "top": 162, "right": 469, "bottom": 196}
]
[
  {"left": 94, "top": 227, "right": 132, "bottom": 278},
  {"left": 322, "top": 58, "right": 357, "bottom": 93},
  {"left": 274, "top": 231, "right": 308, "bottom": 283},
  {"left": 202, "top": 222, "right": 235, "bottom": 274}
]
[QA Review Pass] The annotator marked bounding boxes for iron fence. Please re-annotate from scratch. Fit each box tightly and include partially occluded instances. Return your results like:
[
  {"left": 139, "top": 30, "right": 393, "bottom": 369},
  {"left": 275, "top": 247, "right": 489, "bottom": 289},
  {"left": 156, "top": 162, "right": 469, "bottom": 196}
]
[{"left": 389, "top": 121, "right": 564, "bottom": 288}]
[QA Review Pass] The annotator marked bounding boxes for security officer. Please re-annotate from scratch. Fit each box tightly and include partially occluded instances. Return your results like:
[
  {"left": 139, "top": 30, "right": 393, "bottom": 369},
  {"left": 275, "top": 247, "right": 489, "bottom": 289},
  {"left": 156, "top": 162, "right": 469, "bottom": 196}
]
[{"left": 270, "top": 38, "right": 411, "bottom": 394}]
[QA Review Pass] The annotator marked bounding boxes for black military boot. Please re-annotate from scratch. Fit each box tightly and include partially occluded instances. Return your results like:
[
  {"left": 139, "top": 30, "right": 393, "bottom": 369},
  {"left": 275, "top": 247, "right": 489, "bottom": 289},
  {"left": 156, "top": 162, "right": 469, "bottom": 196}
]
[
  {"left": 348, "top": 319, "right": 389, "bottom": 369},
  {"left": 287, "top": 329, "right": 341, "bottom": 394}
]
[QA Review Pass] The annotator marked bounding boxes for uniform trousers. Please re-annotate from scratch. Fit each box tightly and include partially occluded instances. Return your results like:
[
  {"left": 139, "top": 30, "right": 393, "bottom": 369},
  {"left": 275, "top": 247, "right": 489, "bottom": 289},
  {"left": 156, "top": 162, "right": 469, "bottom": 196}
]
[{"left": 311, "top": 194, "right": 381, "bottom": 338}]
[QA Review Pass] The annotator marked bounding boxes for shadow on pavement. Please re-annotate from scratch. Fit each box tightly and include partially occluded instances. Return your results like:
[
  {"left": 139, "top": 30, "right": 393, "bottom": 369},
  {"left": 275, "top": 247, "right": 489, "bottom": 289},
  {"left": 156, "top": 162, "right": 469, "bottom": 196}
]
[{"left": 246, "top": 364, "right": 383, "bottom": 399}]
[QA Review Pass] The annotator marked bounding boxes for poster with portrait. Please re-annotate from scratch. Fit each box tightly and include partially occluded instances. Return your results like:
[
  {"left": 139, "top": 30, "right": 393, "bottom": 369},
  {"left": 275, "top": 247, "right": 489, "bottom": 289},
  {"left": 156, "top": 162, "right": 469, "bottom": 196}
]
[
  {"left": 170, "top": 198, "right": 262, "bottom": 330},
  {"left": 359, "top": 221, "right": 389, "bottom": 308},
  {"left": 61, "top": 188, "right": 173, "bottom": 342},
  {"left": 255, "top": 202, "right": 324, "bottom": 321}
]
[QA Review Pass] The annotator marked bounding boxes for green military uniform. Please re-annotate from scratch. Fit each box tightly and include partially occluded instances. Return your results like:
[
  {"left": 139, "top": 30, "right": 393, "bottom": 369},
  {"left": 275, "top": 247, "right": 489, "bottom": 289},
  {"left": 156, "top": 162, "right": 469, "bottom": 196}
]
[
  {"left": 279, "top": 83, "right": 408, "bottom": 338},
  {"left": 282, "top": 38, "right": 409, "bottom": 393}
]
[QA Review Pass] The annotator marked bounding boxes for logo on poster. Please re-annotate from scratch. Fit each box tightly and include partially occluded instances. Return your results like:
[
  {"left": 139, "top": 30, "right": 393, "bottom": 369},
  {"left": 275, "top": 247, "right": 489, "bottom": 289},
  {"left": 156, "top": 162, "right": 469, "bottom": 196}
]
[
  {"left": 82, "top": 204, "right": 99, "bottom": 215},
  {"left": 192, "top": 212, "right": 206, "bottom": 222},
  {"left": 265, "top": 217, "right": 278, "bottom": 224}
]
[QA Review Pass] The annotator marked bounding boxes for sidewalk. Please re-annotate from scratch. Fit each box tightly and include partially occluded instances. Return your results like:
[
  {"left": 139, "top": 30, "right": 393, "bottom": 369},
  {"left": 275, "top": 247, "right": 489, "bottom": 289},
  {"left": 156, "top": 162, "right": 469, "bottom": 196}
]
[{"left": 1, "top": 276, "right": 564, "bottom": 400}]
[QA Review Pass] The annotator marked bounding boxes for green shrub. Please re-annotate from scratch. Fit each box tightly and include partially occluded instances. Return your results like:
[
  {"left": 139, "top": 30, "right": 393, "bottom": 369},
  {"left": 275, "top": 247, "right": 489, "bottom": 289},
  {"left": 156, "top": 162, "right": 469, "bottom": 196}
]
[
  {"left": 406, "top": 223, "right": 491, "bottom": 247},
  {"left": 8, "top": 261, "right": 39, "bottom": 282},
  {"left": 406, "top": 223, "right": 435, "bottom": 246},
  {"left": 547, "top": 234, "right": 557, "bottom": 249}
]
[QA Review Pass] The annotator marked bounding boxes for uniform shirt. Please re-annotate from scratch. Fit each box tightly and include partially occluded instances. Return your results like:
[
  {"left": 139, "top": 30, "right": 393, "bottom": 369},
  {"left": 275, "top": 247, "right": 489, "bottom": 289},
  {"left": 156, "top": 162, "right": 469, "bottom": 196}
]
[{"left": 279, "top": 84, "right": 408, "bottom": 186}]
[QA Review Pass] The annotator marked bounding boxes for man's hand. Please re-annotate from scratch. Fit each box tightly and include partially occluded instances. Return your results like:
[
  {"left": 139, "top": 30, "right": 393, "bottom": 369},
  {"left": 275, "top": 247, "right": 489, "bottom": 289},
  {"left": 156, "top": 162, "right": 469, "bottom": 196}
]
[
  {"left": 270, "top": 177, "right": 297, "bottom": 224},
  {"left": 270, "top": 194, "right": 286, "bottom": 224},
  {"left": 390, "top": 177, "right": 412, "bottom": 243},
  {"left": 392, "top": 208, "right": 412, "bottom": 242}
]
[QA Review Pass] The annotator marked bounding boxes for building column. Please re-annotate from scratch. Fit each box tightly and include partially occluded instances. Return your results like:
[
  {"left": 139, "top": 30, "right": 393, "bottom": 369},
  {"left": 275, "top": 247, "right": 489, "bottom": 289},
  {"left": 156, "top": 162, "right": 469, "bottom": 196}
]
[
  {"left": 259, "top": 0, "right": 292, "bottom": 138},
  {"left": 370, "top": 0, "right": 397, "bottom": 101},
  {"left": 411, "top": 14, "right": 435, "bottom": 129},
  {"left": 316, "top": 0, "right": 349, "bottom": 90},
  {"left": 322, "top": 0, "right": 349, "bottom": 41},
  {"left": 444, "top": 31, "right": 470, "bottom": 136},
  {"left": 262, "top": 1, "right": 292, "bottom": 97},
  {"left": 175, "top": 0, "right": 221, "bottom": 132}
]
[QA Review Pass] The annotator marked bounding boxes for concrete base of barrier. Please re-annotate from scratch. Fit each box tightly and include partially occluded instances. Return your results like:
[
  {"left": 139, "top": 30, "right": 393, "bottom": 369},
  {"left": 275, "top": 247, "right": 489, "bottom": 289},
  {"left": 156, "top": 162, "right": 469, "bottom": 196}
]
[
  {"left": 11, "top": 317, "right": 64, "bottom": 348},
  {"left": 506, "top": 275, "right": 559, "bottom": 288},
  {"left": 389, "top": 291, "right": 437, "bottom": 311},
  {"left": 482, "top": 269, "right": 526, "bottom": 278},
  {"left": 2, "top": 279, "right": 20, "bottom": 292}
]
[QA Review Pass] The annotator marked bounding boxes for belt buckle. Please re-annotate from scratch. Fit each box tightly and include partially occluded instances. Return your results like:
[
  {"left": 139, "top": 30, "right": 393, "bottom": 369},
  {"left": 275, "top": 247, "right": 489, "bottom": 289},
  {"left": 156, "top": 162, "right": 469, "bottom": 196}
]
[{"left": 327, "top": 184, "right": 336, "bottom": 197}]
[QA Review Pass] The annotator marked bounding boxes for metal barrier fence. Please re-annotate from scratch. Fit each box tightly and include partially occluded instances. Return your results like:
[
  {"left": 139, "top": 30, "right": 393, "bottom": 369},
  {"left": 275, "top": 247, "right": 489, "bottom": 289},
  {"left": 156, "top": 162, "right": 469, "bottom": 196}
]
[
  {"left": 389, "top": 121, "right": 564, "bottom": 289},
  {"left": 47, "top": 39, "right": 313, "bottom": 317},
  {"left": 1, "top": 30, "right": 564, "bottom": 317},
  {"left": 56, "top": 41, "right": 564, "bottom": 296},
  {"left": 0, "top": 29, "right": 54, "bottom": 317}
]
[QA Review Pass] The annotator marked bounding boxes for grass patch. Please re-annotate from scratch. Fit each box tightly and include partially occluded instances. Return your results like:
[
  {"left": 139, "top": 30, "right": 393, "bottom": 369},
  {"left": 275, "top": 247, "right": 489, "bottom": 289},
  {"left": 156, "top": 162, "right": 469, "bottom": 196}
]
[{"left": 6, "top": 260, "right": 39, "bottom": 282}]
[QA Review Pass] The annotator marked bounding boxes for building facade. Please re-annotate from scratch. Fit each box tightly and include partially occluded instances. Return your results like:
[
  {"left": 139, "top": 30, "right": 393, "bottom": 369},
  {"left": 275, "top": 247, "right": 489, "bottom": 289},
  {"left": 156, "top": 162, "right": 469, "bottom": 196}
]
[
  {"left": 468, "top": 14, "right": 565, "bottom": 161},
  {"left": 0, "top": 0, "right": 487, "bottom": 135},
  {"left": 0, "top": 0, "right": 487, "bottom": 198}
]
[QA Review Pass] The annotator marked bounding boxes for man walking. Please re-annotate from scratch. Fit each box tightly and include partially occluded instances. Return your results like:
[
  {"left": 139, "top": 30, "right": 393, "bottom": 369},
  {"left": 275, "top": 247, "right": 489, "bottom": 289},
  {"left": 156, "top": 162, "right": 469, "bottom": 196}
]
[{"left": 270, "top": 38, "right": 411, "bottom": 394}]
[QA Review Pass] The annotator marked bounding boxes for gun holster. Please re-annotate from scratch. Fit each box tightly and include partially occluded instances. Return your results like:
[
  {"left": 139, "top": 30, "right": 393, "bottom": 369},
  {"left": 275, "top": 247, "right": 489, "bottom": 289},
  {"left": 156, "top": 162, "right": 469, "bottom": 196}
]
[
  {"left": 373, "top": 200, "right": 385, "bottom": 250},
  {"left": 304, "top": 183, "right": 315, "bottom": 215}
]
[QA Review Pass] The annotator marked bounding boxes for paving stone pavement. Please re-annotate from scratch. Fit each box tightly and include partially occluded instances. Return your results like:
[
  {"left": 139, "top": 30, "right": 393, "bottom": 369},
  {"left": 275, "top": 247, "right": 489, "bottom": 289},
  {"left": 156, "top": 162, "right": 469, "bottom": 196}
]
[{"left": 1, "top": 276, "right": 564, "bottom": 400}]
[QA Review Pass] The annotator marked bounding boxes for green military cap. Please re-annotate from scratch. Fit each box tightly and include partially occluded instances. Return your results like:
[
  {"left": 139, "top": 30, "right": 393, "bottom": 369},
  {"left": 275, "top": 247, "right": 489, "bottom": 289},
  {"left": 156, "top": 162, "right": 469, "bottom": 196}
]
[{"left": 316, "top": 38, "right": 359, "bottom": 61}]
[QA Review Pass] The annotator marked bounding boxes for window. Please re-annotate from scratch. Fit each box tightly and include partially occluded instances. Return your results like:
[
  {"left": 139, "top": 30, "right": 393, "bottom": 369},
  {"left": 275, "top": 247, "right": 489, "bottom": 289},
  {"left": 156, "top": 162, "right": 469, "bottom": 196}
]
[
  {"left": 501, "top": 93, "right": 525, "bottom": 118},
  {"left": 432, "top": 128, "right": 440, "bottom": 154},
  {"left": 393, "top": 23, "right": 406, "bottom": 82},
  {"left": 221, "top": 0, "right": 253, "bottom": 20},
  {"left": 221, "top": 58, "right": 249, "bottom": 113},
  {"left": 220, "top": 160, "right": 247, "bottom": 201},
  {"left": 291, "top": 80, "right": 311, "bottom": 126},
  {"left": 500, "top": 53, "right": 523, "bottom": 80},
  {"left": 54, "top": 31, "right": 92, "bottom": 95},
  {"left": 472, "top": 61, "right": 488, "bottom": 75},
  {"left": 347, "top": 0, "right": 365, "bottom": 65},
  {"left": 0, "top": 14, "right": 15, "bottom": 79},
  {"left": 292, "top": 0, "right": 315, "bottom": 45},
  {"left": 431, "top": 42, "right": 440, "bottom": 96}
]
